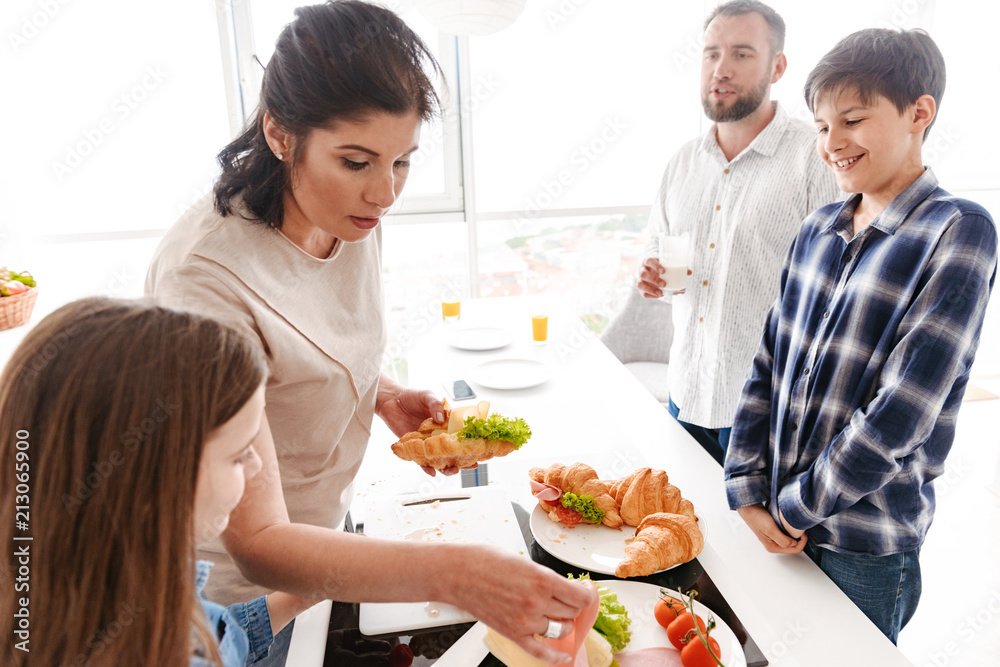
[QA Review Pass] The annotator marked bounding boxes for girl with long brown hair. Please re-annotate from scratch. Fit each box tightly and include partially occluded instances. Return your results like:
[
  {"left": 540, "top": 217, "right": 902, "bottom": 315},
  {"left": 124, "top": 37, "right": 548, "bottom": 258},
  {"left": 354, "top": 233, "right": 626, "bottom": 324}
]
[{"left": 0, "top": 298, "right": 317, "bottom": 665}]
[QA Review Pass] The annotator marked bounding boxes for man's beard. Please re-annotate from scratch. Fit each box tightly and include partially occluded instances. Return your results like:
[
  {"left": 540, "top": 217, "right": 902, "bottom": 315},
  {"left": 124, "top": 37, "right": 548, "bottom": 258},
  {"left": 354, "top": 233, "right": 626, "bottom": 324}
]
[{"left": 701, "top": 76, "right": 770, "bottom": 123}]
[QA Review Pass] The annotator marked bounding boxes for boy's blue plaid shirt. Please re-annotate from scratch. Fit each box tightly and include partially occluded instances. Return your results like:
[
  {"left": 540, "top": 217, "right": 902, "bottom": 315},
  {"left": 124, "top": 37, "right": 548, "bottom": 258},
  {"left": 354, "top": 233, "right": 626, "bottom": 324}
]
[{"left": 724, "top": 169, "right": 998, "bottom": 555}]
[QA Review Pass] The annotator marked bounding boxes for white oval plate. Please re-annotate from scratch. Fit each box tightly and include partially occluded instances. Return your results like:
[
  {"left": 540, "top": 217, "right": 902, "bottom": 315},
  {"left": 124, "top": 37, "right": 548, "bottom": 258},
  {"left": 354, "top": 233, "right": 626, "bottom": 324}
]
[
  {"left": 446, "top": 326, "right": 512, "bottom": 351},
  {"left": 599, "top": 579, "right": 746, "bottom": 667},
  {"left": 472, "top": 358, "right": 550, "bottom": 390},
  {"left": 529, "top": 504, "right": 706, "bottom": 576}
]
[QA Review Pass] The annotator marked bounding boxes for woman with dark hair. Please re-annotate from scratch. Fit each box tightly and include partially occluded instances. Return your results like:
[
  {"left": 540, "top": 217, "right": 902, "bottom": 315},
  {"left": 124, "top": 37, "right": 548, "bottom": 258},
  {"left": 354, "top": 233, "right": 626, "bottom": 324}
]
[{"left": 146, "top": 1, "right": 595, "bottom": 664}]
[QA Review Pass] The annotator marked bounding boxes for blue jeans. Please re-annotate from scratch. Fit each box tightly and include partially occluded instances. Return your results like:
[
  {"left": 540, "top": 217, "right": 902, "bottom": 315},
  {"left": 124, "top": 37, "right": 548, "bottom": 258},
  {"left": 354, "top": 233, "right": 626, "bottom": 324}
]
[
  {"left": 805, "top": 542, "right": 921, "bottom": 644},
  {"left": 253, "top": 618, "right": 293, "bottom": 666},
  {"left": 667, "top": 396, "right": 730, "bottom": 466}
]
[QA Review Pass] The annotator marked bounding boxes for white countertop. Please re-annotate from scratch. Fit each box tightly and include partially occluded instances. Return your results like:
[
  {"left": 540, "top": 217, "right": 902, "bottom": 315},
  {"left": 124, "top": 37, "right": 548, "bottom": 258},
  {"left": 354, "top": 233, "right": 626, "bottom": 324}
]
[
  {"left": 290, "top": 295, "right": 915, "bottom": 666},
  {"left": 4, "top": 242, "right": 996, "bottom": 665}
]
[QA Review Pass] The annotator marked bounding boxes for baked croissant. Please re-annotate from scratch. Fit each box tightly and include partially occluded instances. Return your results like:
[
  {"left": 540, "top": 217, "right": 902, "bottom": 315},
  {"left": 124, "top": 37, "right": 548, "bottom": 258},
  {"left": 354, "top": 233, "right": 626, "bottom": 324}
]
[
  {"left": 390, "top": 405, "right": 520, "bottom": 470},
  {"left": 392, "top": 432, "right": 518, "bottom": 469},
  {"left": 609, "top": 467, "right": 697, "bottom": 527},
  {"left": 615, "top": 512, "right": 704, "bottom": 578},
  {"left": 528, "top": 463, "right": 623, "bottom": 528}
]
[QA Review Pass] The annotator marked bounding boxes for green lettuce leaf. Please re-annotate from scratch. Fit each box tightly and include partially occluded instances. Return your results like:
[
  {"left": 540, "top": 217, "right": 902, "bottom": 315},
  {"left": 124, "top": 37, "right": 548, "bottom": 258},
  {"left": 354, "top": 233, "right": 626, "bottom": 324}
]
[
  {"left": 569, "top": 573, "right": 632, "bottom": 653},
  {"left": 560, "top": 492, "right": 605, "bottom": 524},
  {"left": 456, "top": 414, "right": 531, "bottom": 448}
]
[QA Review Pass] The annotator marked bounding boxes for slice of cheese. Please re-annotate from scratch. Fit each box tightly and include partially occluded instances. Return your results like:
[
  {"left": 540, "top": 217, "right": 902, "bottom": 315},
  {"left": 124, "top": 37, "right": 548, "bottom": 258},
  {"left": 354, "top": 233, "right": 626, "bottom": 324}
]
[
  {"left": 482, "top": 628, "right": 611, "bottom": 667},
  {"left": 583, "top": 630, "right": 613, "bottom": 667},
  {"left": 447, "top": 405, "right": 476, "bottom": 433},
  {"left": 447, "top": 401, "right": 492, "bottom": 434}
]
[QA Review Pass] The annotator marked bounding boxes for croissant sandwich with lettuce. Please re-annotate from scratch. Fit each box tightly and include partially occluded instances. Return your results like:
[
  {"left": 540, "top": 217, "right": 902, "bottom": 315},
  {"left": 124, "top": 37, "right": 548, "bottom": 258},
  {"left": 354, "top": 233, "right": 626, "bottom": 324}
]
[
  {"left": 391, "top": 399, "right": 531, "bottom": 470},
  {"left": 529, "top": 462, "right": 624, "bottom": 528}
]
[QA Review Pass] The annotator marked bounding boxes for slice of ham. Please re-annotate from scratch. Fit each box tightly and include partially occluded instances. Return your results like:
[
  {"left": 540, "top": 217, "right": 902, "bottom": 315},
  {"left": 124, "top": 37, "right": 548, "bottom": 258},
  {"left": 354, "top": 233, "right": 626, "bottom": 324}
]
[
  {"left": 614, "top": 647, "right": 684, "bottom": 666},
  {"left": 541, "top": 580, "right": 601, "bottom": 666},
  {"left": 529, "top": 479, "right": 563, "bottom": 502}
]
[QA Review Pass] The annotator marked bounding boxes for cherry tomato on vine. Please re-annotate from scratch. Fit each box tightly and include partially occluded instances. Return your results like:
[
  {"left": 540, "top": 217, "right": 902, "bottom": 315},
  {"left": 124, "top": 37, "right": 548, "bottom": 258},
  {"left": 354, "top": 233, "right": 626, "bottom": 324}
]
[
  {"left": 680, "top": 634, "right": 722, "bottom": 667},
  {"left": 666, "top": 611, "right": 707, "bottom": 650},
  {"left": 654, "top": 595, "right": 687, "bottom": 629}
]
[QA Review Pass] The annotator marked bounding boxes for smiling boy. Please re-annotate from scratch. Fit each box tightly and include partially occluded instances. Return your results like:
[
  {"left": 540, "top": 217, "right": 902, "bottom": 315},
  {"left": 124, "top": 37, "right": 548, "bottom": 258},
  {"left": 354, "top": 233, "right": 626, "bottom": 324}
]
[{"left": 724, "top": 29, "right": 998, "bottom": 643}]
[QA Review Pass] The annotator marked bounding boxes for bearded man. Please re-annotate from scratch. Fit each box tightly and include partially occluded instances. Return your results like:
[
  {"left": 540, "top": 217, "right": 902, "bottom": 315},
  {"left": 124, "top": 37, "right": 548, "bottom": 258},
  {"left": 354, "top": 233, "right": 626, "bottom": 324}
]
[{"left": 635, "top": 0, "right": 840, "bottom": 465}]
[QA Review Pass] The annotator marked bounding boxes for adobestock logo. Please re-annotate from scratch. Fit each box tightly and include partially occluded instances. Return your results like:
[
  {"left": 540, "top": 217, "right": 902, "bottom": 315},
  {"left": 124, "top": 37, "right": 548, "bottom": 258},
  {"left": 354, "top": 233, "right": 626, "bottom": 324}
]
[
  {"left": 875, "top": 0, "right": 929, "bottom": 30},
  {"left": 512, "top": 116, "right": 629, "bottom": 232},
  {"left": 64, "top": 600, "right": 146, "bottom": 666},
  {"left": 412, "top": 74, "right": 501, "bottom": 171},
  {"left": 923, "top": 125, "right": 960, "bottom": 166},
  {"left": 545, "top": 0, "right": 592, "bottom": 30},
  {"left": 50, "top": 65, "right": 169, "bottom": 182},
  {"left": 670, "top": 31, "right": 706, "bottom": 74},
  {"left": 7, "top": 0, "right": 73, "bottom": 53},
  {"left": 919, "top": 588, "right": 1000, "bottom": 667},
  {"left": 17, "top": 267, "right": 138, "bottom": 390},
  {"left": 61, "top": 398, "right": 179, "bottom": 512}
]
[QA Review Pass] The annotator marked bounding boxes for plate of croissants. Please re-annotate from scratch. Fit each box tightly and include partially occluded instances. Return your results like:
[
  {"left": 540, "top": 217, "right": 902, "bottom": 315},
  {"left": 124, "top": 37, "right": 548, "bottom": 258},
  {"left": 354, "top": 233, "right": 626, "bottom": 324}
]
[{"left": 527, "top": 463, "right": 705, "bottom": 577}]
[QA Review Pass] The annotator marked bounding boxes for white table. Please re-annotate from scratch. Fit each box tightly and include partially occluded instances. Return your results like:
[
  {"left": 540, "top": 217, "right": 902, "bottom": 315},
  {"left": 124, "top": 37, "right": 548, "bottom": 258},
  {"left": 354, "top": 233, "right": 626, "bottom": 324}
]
[{"left": 289, "top": 295, "right": 914, "bottom": 666}]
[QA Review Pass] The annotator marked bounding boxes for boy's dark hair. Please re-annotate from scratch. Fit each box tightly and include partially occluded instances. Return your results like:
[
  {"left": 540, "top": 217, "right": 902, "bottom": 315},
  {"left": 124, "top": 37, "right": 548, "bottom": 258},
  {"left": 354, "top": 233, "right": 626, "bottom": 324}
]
[
  {"left": 704, "top": 0, "right": 785, "bottom": 57},
  {"left": 215, "top": 1, "right": 442, "bottom": 229},
  {"left": 804, "top": 28, "right": 945, "bottom": 140}
]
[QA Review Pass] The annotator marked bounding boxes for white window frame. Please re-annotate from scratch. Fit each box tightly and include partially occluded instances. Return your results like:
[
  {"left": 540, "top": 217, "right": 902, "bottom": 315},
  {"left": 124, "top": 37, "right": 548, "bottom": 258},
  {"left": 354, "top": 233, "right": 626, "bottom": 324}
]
[{"left": 216, "top": 4, "right": 655, "bottom": 301}]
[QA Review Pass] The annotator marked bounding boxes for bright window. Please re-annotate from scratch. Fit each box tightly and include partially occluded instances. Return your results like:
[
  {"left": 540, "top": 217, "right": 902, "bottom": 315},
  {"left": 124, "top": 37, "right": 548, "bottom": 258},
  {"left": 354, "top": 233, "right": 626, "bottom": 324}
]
[
  {"left": 6, "top": 0, "right": 231, "bottom": 239},
  {"left": 467, "top": 2, "right": 706, "bottom": 214}
]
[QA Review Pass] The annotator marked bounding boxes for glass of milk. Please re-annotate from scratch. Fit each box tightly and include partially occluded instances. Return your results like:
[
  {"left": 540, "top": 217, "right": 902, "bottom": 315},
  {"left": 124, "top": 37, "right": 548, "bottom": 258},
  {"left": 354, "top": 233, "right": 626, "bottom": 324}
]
[{"left": 657, "top": 233, "right": 690, "bottom": 296}]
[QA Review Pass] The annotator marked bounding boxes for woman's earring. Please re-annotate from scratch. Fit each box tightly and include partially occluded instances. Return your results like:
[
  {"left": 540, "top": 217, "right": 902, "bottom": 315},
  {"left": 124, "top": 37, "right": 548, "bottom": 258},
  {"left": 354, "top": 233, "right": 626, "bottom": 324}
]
[{"left": 275, "top": 151, "right": 284, "bottom": 160}]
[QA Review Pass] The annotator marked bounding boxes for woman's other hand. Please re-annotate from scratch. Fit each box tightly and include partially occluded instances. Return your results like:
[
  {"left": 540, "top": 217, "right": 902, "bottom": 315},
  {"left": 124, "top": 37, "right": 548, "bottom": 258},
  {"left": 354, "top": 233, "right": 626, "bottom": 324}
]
[
  {"left": 377, "top": 373, "right": 479, "bottom": 477},
  {"left": 418, "top": 462, "right": 478, "bottom": 477}
]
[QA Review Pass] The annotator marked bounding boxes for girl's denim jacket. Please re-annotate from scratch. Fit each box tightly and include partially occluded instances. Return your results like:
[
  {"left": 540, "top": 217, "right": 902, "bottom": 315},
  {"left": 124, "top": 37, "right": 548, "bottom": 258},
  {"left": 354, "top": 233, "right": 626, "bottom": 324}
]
[{"left": 190, "top": 560, "right": 273, "bottom": 666}]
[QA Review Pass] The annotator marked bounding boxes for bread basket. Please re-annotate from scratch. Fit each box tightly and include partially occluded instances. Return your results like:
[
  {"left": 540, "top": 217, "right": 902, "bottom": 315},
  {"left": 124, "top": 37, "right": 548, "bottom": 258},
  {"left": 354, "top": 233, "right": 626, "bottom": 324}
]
[{"left": 0, "top": 287, "right": 39, "bottom": 331}]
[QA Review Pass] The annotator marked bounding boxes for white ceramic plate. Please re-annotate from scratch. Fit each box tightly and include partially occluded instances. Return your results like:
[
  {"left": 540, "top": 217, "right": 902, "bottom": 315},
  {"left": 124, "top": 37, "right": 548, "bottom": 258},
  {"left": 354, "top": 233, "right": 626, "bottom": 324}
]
[
  {"left": 472, "top": 358, "right": 551, "bottom": 390},
  {"left": 446, "top": 326, "right": 512, "bottom": 351},
  {"left": 529, "top": 504, "right": 706, "bottom": 576},
  {"left": 599, "top": 579, "right": 746, "bottom": 667}
]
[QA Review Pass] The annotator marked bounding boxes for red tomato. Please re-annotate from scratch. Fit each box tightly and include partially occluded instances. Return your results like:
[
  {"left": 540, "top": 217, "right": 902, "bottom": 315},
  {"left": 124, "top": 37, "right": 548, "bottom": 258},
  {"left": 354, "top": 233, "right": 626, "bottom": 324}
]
[
  {"left": 666, "top": 611, "right": 707, "bottom": 650},
  {"left": 555, "top": 506, "right": 582, "bottom": 525},
  {"left": 680, "top": 634, "right": 722, "bottom": 667},
  {"left": 654, "top": 596, "right": 687, "bottom": 629},
  {"left": 388, "top": 642, "right": 413, "bottom": 667}
]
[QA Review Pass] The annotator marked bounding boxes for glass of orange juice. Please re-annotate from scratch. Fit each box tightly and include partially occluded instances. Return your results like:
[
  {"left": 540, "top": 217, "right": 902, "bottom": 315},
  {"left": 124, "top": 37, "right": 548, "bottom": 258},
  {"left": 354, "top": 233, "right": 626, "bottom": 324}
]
[
  {"left": 531, "top": 315, "right": 548, "bottom": 345},
  {"left": 441, "top": 300, "right": 461, "bottom": 321}
]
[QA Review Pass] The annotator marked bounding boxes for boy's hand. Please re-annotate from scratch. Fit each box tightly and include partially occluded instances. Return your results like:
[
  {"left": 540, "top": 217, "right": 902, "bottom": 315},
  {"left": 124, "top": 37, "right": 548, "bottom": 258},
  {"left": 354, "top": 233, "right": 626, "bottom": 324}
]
[
  {"left": 778, "top": 507, "right": 805, "bottom": 539},
  {"left": 737, "top": 504, "right": 807, "bottom": 554}
]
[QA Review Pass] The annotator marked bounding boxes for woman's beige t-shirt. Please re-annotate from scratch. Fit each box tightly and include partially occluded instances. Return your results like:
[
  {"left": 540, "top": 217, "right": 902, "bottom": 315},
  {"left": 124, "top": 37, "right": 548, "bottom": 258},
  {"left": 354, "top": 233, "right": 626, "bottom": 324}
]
[{"left": 145, "top": 195, "right": 386, "bottom": 603}]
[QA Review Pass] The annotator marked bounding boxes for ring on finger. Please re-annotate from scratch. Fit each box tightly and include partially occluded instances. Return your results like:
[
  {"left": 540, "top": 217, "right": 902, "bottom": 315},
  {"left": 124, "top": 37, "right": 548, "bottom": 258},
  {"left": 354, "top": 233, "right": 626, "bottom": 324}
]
[{"left": 542, "top": 618, "right": 563, "bottom": 639}]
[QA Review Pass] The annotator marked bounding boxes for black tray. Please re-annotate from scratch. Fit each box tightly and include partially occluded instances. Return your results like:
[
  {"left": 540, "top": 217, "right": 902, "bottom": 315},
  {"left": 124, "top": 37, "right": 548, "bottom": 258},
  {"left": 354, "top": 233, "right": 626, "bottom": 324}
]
[{"left": 324, "top": 504, "right": 768, "bottom": 666}]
